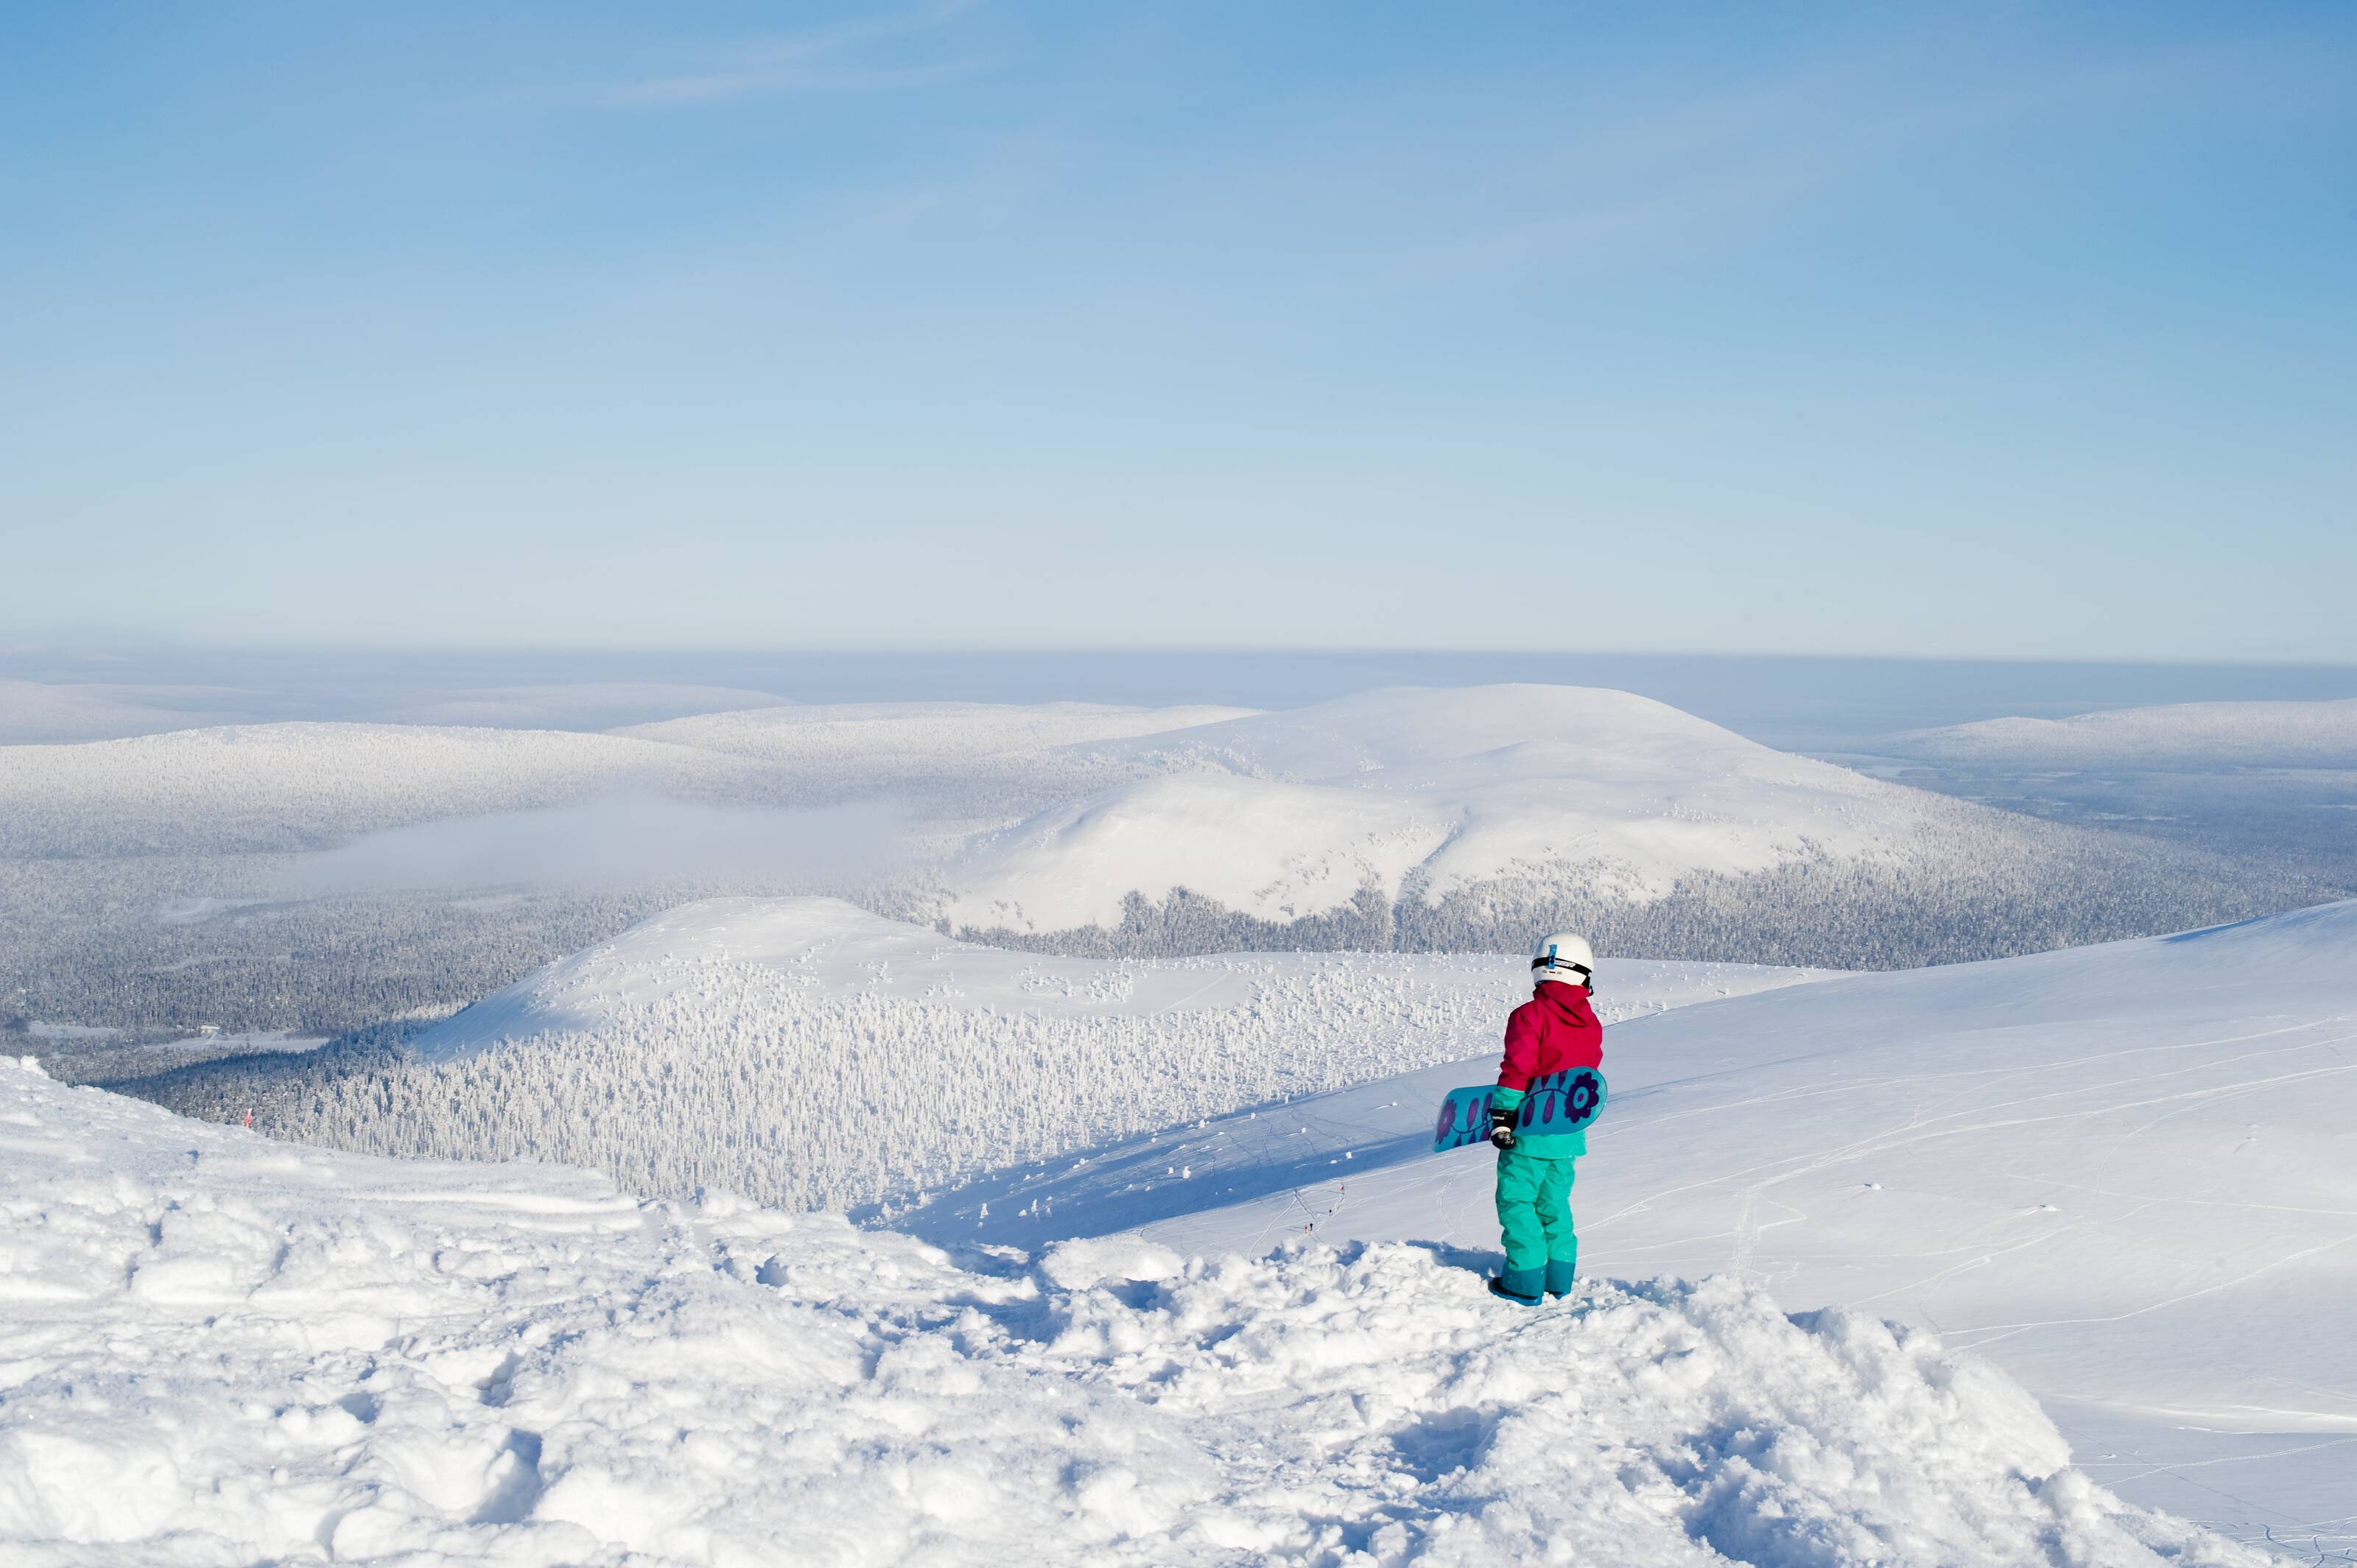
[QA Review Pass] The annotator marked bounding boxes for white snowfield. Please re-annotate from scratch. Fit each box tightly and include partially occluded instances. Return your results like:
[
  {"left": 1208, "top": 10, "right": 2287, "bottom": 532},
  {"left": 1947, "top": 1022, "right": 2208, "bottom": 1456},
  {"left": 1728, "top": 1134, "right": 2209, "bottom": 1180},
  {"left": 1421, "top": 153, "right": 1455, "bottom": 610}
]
[
  {"left": 384, "top": 898, "right": 1824, "bottom": 1213},
  {"left": 941, "top": 685, "right": 1967, "bottom": 933},
  {"left": 918, "top": 901, "right": 2357, "bottom": 1541},
  {"left": 1892, "top": 698, "right": 2357, "bottom": 770},
  {"left": 0, "top": 1057, "right": 2261, "bottom": 1566}
]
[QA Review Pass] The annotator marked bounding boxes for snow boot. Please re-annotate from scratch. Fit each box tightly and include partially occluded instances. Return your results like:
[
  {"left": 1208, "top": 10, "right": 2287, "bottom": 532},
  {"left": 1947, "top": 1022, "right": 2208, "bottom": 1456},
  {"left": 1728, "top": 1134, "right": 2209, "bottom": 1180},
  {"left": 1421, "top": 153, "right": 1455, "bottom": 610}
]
[
  {"left": 1543, "top": 1259, "right": 1577, "bottom": 1300},
  {"left": 1487, "top": 1271, "right": 1544, "bottom": 1307}
]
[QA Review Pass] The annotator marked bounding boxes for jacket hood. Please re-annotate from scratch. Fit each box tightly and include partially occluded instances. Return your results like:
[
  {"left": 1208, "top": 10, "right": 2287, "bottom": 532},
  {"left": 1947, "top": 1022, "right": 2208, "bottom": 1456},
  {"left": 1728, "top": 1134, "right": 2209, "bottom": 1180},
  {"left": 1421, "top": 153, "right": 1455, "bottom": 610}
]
[{"left": 1534, "top": 980, "right": 1595, "bottom": 1027}]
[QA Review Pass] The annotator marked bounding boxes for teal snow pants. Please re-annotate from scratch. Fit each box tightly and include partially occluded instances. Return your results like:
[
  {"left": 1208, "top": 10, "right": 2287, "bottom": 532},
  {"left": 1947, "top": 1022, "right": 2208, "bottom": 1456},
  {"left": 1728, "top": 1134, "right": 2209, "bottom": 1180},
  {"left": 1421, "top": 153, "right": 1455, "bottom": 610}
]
[{"left": 1494, "top": 1148, "right": 1578, "bottom": 1302}]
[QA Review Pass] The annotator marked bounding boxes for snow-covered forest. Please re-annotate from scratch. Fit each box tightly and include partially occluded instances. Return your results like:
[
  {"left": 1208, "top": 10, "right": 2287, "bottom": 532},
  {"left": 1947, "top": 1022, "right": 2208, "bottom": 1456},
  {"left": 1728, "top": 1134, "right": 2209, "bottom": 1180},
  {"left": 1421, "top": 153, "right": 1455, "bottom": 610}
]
[{"left": 119, "top": 898, "right": 1825, "bottom": 1212}]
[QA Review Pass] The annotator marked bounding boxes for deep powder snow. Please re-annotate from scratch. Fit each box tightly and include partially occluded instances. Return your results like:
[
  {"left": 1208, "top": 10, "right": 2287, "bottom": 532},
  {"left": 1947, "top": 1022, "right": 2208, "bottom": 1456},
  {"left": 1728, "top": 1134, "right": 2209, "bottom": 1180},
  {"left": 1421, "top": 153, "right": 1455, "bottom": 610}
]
[{"left": 0, "top": 1057, "right": 2259, "bottom": 1567}]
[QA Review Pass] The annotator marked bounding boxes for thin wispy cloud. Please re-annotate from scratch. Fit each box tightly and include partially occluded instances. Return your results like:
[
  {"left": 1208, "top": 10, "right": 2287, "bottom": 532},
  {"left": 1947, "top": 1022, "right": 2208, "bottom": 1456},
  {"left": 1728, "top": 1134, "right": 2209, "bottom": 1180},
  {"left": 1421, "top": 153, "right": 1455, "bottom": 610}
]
[
  {"left": 606, "top": 0, "right": 994, "bottom": 107},
  {"left": 1380, "top": 25, "right": 2344, "bottom": 285}
]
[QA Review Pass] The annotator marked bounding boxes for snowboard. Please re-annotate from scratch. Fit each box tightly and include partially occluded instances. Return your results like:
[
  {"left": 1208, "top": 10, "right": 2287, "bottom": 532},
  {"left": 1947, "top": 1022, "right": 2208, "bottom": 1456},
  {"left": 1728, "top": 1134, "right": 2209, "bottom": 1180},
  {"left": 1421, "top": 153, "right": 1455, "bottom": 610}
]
[{"left": 1432, "top": 1066, "right": 1607, "bottom": 1153}]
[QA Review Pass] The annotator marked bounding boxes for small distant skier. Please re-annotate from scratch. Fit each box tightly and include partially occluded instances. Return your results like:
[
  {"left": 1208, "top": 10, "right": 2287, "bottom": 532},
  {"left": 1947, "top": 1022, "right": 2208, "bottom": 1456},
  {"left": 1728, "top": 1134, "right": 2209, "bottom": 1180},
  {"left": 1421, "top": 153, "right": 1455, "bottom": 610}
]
[{"left": 1487, "top": 932, "right": 1603, "bottom": 1306}]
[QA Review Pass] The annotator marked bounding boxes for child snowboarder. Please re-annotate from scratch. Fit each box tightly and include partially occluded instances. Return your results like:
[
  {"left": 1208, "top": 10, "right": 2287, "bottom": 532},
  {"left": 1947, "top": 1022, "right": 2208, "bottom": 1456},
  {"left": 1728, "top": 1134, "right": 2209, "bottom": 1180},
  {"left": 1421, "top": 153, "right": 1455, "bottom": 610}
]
[{"left": 1487, "top": 933, "right": 1603, "bottom": 1306}]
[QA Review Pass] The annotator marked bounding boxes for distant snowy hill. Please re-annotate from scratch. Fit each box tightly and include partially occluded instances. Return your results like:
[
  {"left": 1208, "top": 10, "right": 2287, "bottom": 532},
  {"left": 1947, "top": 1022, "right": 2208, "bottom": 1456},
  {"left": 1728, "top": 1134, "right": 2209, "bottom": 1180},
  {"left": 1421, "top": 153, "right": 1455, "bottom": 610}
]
[
  {"left": 0, "top": 678, "right": 806, "bottom": 739},
  {"left": 0, "top": 700, "right": 1245, "bottom": 862},
  {"left": 942, "top": 686, "right": 1912, "bottom": 932},
  {"left": 10, "top": 689, "right": 2334, "bottom": 1052},
  {"left": 134, "top": 897, "right": 1827, "bottom": 1214},
  {"left": 0, "top": 678, "right": 249, "bottom": 744},
  {"left": 1892, "top": 697, "right": 2357, "bottom": 770},
  {"left": 624, "top": 698, "right": 1253, "bottom": 768},
  {"left": 620, "top": 698, "right": 1254, "bottom": 820},
  {"left": 382, "top": 681, "right": 793, "bottom": 730},
  {"left": 906, "top": 899, "right": 2357, "bottom": 1544},
  {"left": 0, "top": 722, "right": 768, "bottom": 856},
  {"left": 933, "top": 685, "right": 2322, "bottom": 965},
  {"left": 1, "top": 1057, "right": 2259, "bottom": 1564}
]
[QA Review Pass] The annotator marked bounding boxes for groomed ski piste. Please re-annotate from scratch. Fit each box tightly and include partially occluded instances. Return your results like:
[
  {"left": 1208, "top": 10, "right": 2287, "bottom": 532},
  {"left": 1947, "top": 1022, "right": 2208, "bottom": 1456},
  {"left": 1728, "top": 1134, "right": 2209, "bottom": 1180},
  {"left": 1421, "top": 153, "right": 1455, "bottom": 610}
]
[{"left": 0, "top": 1055, "right": 2265, "bottom": 1567}]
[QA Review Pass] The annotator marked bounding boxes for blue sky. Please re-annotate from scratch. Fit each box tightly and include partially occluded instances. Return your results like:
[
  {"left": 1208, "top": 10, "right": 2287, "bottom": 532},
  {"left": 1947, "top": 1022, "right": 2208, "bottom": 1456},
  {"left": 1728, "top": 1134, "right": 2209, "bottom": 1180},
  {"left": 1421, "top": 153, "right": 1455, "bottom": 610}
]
[{"left": 4, "top": 2, "right": 2352, "bottom": 658}]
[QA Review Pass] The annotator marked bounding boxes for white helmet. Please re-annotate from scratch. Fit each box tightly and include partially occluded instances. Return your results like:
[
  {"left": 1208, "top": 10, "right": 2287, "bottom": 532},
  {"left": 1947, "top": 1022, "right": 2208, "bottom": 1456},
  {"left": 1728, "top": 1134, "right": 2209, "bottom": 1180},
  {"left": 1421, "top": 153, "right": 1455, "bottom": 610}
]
[{"left": 1531, "top": 932, "right": 1594, "bottom": 989}]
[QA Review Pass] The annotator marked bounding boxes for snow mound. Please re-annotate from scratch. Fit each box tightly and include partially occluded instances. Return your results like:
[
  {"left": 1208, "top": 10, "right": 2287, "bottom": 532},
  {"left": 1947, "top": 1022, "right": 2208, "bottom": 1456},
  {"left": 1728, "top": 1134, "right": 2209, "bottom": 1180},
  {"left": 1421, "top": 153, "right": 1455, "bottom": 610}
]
[
  {"left": 942, "top": 685, "right": 1993, "bottom": 934},
  {"left": 0, "top": 1058, "right": 2254, "bottom": 1566},
  {"left": 154, "top": 898, "right": 1824, "bottom": 1214},
  {"left": 1892, "top": 697, "right": 2357, "bottom": 770}
]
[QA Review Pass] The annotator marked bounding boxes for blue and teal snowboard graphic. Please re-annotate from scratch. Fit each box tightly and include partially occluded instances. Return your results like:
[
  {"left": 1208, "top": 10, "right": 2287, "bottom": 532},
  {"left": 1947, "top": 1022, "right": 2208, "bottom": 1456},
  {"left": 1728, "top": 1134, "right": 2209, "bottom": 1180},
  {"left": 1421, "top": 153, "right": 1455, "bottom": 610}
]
[{"left": 1432, "top": 1067, "right": 1607, "bottom": 1152}]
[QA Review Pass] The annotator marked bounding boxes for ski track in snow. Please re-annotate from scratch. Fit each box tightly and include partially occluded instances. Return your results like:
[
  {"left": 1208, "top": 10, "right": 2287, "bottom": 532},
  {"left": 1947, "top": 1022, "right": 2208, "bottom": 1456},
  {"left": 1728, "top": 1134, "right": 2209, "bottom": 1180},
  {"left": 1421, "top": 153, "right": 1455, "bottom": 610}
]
[{"left": 0, "top": 1058, "right": 2267, "bottom": 1567}]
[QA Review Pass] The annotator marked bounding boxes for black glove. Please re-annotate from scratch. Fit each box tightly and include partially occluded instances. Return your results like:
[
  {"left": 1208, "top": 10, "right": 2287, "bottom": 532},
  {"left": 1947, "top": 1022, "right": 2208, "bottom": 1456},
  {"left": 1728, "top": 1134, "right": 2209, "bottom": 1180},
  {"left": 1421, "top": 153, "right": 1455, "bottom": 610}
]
[{"left": 1489, "top": 1105, "right": 1518, "bottom": 1150}]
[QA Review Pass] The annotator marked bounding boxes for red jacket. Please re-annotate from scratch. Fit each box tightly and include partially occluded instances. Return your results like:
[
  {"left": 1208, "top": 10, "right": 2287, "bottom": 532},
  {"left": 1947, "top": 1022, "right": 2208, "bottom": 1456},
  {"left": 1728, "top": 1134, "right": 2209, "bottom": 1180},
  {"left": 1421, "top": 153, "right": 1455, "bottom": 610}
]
[{"left": 1497, "top": 982, "right": 1603, "bottom": 1091}]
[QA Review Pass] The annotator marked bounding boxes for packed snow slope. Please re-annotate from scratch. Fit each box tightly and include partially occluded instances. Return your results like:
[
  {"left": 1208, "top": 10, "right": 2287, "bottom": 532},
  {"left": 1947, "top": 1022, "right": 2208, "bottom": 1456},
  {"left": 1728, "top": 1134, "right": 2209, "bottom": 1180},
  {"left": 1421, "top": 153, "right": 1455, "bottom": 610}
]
[
  {"left": 0, "top": 1058, "right": 2261, "bottom": 1567},
  {"left": 136, "top": 899, "right": 1826, "bottom": 1215},
  {"left": 907, "top": 903, "right": 2357, "bottom": 1536},
  {"left": 1891, "top": 698, "right": 2357, "bottom": 770}
]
